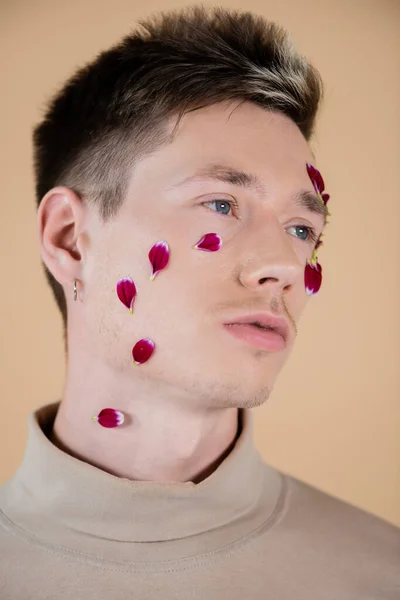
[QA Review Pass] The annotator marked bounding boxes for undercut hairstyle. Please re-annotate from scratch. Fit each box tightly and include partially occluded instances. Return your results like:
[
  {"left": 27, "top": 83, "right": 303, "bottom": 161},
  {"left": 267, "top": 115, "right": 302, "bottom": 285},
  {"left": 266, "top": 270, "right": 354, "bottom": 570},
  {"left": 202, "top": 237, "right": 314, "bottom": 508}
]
[{"left": 33, "top": 4, "right": 323, "bottom": 353}]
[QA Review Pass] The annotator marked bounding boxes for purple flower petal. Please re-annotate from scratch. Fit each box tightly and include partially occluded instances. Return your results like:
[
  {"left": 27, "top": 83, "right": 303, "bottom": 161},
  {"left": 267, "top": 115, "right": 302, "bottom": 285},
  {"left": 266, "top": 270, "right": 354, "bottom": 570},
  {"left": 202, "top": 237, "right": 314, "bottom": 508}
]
[
  {"left": 193, "top": 233, "right": 222, "bottom": 252},
  {"left": 149, "top": 241, "right": 170, "bottom": 280},
  {"left": 321, "top": 193, "right": 330, "bottom": 205},
  {"left": 117, "top": 278, "right": 137, "bottom": 313},
  {"left": 132, "top": 338, "right": 155, "bottom": 365},
  {"left": 306, "top": 163, "right": 325, "bottom": 194},
  {"left": 305, "top": 261, "right": 323, "bottom": 295},
  {"left": 92, "top": 408, "right": 125, "bottom": 428}
]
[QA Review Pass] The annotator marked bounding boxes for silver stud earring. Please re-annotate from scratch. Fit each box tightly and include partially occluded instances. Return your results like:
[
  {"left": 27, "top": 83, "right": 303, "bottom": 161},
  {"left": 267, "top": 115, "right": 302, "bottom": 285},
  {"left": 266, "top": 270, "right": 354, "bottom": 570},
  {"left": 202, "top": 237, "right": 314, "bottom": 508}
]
[{"left": 73, "top": 280, "right": 78, "bottom": 301}]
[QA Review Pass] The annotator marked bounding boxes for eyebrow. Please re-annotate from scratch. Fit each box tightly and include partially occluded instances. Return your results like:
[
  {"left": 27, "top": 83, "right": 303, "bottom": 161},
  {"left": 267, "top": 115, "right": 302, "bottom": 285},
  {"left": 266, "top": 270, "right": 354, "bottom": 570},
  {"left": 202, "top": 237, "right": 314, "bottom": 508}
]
[{"left": 169, "top": 163, "right": 328, "bottom": 225}]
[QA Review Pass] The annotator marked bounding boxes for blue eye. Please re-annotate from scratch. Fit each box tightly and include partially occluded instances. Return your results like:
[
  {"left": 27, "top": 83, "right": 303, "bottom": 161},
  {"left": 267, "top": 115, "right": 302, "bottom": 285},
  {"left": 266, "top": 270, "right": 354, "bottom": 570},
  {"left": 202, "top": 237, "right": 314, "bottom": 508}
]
[
  {"left": 203, "top": 199, "right": 236, "bottom": 216},
  {"left": 288, "top": 225, "right": 318, "bottom": 243},
  {"left": 203, "top": 200, "right": 318, "bottom": 244}
]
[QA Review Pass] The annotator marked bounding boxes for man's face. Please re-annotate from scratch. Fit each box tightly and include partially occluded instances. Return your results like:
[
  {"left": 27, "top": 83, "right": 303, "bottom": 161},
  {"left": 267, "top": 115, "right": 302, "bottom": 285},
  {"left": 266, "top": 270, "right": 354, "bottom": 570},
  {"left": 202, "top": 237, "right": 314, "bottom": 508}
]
[{"left": 77, "top": 101, "right": 325, "bottom": 409}]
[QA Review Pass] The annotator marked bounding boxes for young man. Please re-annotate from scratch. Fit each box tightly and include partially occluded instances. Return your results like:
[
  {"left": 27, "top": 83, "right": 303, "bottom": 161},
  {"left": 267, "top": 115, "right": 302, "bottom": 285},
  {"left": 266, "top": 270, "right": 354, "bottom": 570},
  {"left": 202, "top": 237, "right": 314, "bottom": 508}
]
[{"left": 1, "top": 5, "right": 398, "bottom": 598}]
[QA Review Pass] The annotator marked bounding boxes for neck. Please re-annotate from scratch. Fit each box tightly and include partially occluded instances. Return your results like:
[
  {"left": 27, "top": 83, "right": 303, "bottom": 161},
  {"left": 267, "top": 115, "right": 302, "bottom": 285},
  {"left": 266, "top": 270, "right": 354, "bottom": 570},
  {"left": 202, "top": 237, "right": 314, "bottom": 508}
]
[
  {"left": 10, "top": 401, "right": 279, "bottom": 550},
  {"left": 50, "top": 361, "right": 240, "bottom": 484}
]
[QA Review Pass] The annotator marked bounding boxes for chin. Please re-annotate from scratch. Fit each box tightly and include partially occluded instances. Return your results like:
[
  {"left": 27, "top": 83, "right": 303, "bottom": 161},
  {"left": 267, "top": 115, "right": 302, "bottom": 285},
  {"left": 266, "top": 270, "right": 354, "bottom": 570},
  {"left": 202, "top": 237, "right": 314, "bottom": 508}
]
[{"left": 188, "top": 374, "right": 275, "bottom": 410}]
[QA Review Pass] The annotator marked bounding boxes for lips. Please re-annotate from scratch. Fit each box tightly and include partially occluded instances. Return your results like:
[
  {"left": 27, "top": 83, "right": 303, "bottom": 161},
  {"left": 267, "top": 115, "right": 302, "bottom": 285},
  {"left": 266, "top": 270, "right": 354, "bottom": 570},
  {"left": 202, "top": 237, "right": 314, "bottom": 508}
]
[
  {"left": 222, "top": 313, "right": 291, "bottom": 352},
  {"left": 224, "top": 313, "right": 290, "bottom": 343},
  {"left": 223, "top": 323, "right": 286, "bottom": 352}
]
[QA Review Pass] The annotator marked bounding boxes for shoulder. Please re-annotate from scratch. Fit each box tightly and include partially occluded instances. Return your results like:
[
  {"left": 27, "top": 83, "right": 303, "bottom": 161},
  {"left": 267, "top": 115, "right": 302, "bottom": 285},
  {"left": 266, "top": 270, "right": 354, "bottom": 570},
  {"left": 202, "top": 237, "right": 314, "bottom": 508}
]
[{"left": 283, "top": 473, "right": 399, "bottom": 560}]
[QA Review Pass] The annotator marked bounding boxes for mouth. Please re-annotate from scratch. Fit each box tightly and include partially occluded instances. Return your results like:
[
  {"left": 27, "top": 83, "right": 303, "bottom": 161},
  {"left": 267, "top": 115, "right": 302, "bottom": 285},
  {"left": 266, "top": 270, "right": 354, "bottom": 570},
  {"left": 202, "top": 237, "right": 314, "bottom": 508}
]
[{"left": 223, "top": 321, "right": 287, "bottom": 352}]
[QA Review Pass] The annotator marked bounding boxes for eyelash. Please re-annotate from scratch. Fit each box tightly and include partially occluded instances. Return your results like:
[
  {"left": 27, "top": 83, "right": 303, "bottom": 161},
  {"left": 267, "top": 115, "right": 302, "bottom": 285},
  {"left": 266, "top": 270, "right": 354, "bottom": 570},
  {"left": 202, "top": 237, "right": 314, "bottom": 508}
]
[{"left": 202, "top": 199, "right": 319, "bottom": 244}]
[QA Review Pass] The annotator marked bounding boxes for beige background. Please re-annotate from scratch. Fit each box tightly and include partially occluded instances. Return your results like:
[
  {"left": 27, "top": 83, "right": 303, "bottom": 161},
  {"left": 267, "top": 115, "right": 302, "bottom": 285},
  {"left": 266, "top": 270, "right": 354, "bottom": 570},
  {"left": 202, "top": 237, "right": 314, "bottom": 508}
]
[{"left": 1, "top": 0, "right": 399, "bottom": 527}]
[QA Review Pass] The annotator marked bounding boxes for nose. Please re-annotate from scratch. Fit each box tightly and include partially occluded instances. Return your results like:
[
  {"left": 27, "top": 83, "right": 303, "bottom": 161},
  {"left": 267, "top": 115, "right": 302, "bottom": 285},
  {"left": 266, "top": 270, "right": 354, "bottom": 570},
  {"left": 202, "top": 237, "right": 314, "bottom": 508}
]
[{"left": 237, "top": 218, "right": 303, "bottom": 294}]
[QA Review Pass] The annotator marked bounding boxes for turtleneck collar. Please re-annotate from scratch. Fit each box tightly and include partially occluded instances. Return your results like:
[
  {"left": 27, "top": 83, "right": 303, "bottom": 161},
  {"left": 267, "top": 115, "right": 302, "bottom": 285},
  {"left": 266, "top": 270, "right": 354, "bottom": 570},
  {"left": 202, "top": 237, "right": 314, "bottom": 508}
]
[{"left": 2, "top": 402, "right": 286, "bottom": 563}]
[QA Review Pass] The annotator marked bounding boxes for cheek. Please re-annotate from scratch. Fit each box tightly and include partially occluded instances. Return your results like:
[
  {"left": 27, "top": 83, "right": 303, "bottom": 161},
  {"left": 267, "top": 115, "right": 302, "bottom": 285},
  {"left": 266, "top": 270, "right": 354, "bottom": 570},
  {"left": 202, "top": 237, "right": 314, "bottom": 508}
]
[
  {"left": 88, "top": 242, "right": 197, "bottom": 340},
  {"left": 83, "top": 217, "right": 231, "bottom": 347},
  {"left": 287, "top": 286, "right": 309, "bottom": 321},
  {"left": 139, "top": 266, "right": 210, "bottom": 329},
  {"left": 79, "top": 234, "right": 135, "bottom": 343}
]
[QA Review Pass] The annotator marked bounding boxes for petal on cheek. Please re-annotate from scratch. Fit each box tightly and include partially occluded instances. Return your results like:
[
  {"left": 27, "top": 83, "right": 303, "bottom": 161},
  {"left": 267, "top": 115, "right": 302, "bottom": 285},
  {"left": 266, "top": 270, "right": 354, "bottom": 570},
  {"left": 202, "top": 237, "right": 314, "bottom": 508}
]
[
  {"left": 92, "top": 408, "right": 125, "bottom": 428},
  {"left": 117, "top": 278, "right": 137, "bottom": 313},
  {"left": 149, "top": 241, "right": 170, "bottom": 280},
  {"left": 132, "top": 338, "right": 156, "bottom": 365},
  {"left": 193, "top": 233, "right": 222, "bottom": 252},
  {"left": 305, "top": 261, "right": 323, "bottom": 295}
]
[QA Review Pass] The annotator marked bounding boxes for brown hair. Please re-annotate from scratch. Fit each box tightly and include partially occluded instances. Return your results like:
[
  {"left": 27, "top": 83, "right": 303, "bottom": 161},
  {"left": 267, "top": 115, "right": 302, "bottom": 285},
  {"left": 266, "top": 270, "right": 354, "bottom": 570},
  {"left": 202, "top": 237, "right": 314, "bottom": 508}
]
[{"left": 33, "top": 4, "right": 323, "bottom": 351}]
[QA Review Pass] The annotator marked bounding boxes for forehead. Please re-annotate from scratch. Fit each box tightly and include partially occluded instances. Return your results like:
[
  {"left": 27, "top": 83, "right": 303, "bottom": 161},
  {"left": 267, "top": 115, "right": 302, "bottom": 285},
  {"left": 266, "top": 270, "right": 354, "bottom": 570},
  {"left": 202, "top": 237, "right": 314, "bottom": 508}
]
[
  {"left": 165, "top": 101, "right": 314, "bottom": 164},
  {"left": 130, "top": 101, "right": 316, "bottom": 196},
  {"left": 120, "top": 102, "right": 327, "bottom": 228}
]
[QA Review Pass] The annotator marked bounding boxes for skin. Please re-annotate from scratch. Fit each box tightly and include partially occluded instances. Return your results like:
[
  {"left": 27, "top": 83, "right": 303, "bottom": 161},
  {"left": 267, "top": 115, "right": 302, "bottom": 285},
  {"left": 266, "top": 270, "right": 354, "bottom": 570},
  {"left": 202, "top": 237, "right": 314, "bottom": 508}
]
[{"left": 37, "top": 100, "right": 325, "bottom": 483}]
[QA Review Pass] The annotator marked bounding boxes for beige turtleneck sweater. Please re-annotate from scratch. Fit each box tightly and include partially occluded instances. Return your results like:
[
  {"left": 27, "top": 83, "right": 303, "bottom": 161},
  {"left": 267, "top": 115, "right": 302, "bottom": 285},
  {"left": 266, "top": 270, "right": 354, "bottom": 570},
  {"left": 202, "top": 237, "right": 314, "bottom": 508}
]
[{"left": 0, "top": 402, "right": 399, "bottom": 599}]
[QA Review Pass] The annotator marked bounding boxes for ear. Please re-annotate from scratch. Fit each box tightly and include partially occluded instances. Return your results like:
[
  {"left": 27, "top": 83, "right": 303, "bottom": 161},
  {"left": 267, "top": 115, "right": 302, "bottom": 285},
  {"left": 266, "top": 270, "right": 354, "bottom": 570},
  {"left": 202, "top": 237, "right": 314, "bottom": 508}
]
[{"left": 36, "top": 186, "right": 87, "bottom": 289}]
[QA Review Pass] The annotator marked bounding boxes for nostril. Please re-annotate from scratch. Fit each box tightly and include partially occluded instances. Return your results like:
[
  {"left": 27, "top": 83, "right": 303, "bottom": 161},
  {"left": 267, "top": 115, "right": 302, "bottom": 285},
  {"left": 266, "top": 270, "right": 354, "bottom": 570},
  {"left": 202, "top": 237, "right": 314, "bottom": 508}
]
[{"left": 258, "top": 277, "right": 278, "bottom": 285}]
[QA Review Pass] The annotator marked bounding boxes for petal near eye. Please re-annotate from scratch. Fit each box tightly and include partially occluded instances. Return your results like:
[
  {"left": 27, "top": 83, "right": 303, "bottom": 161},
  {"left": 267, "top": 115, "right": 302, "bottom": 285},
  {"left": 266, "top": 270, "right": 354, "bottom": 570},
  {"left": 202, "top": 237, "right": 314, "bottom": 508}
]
[{"left": 193, "top": 233, "right": 222, "bottom": 251}]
